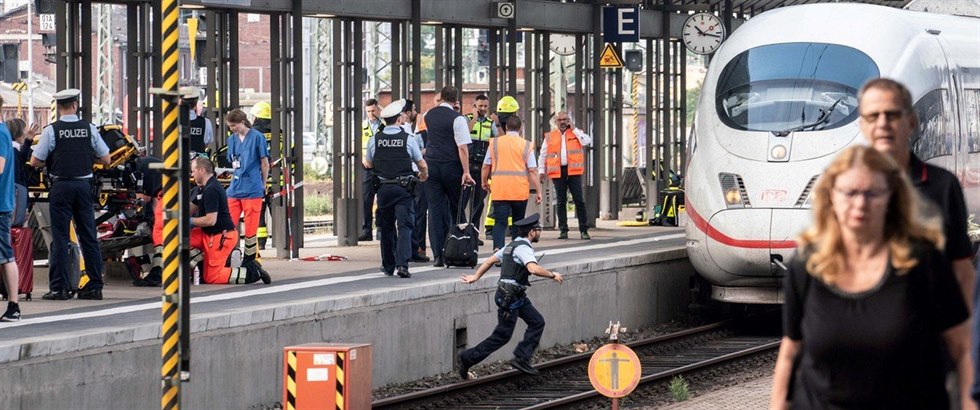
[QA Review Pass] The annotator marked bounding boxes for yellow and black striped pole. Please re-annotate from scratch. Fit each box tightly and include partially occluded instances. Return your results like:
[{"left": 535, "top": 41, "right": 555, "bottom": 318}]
[
  {"left": 285, "top": 352, "right": 297, "bottom": 410},
  {"left": 159, "top": 0, "right": 182, "bottom": 407},
  {"left": 631, "top": 73, "right": 639, "bottom": 168}
]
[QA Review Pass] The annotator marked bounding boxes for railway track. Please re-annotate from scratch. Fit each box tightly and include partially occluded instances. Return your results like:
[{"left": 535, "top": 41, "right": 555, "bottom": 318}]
[
  {"left": 373, "top": 318, "right": 780, "bottom": 409},
  {"left": 303, "top": 219, "right": 332, "bottom": 233}
]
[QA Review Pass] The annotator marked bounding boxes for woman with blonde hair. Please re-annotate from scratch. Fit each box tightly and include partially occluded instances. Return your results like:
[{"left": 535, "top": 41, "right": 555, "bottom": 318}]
[{"left": 770, "top": 145, "right": 973, "bottom": 409}]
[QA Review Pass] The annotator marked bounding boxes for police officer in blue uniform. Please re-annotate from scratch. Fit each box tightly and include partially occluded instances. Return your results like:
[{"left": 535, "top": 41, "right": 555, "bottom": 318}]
[
  {"left": 31, "top": 89, "right": 112, "bottom": 300},
  {"left": 180, "top": 86, "right": 213, "bottom": 157},
  {"left": 364, "top": 99, "right": 428, "bottom": 278},
  {"left": 457, "top": 213, "right": 563, "bottom": 379}
]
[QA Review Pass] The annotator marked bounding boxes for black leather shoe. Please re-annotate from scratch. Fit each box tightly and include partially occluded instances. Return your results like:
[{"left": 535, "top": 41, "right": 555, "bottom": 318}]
[
  {"left": 509, "top": 358, "right": 540, "bottom": 376},
  {"left": 410, "top": 254, "right": 431, "bottom": 263},
  {"left": 396, "top": 266, "right": 411, "bottom": 278},
  {"left": 77, "top": 289, "right": 103, "bottom": 300},
  {"left": 456, "top": 351, "right": 471, "bottom": 380},
  {"left": 357, "top": 230, "right": 372, "bottom": 241},
  {"left": 258, "top": 266, "right": 272, "bottom": 284},
  {"left": 42, "top": 290, "right": 72, "bottom": 300},
  {"left": 433, "top": 256, "right": 445, "bottom": 267},
  {"left": 382, "top": 267, "right": 394, "bottom": 276}
]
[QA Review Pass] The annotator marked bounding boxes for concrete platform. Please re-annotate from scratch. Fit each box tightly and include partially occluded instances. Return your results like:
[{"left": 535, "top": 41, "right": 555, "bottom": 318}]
[{"left": 0, "top": 222, "right": 690, "bottom": 409}]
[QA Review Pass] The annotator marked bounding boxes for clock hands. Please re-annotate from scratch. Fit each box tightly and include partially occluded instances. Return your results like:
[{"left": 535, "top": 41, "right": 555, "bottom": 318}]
[{"left": 693, "top": 26, "right": 722, "bottom": 38}]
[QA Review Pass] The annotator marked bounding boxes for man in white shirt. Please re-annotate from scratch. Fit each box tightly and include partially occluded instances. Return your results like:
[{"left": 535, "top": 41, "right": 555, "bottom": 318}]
[{"left": 539, "top": 111, "right": 592, "bottom": 239}]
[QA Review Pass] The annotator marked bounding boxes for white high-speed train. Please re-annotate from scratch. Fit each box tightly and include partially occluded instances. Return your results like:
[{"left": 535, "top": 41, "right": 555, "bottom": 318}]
[{"left": 684, "top": 4, "right": 980, "bottom": 304}]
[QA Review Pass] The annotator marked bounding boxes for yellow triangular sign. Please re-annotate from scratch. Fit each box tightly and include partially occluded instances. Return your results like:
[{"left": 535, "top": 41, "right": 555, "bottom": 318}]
[{"left": 599, "top": 43, "right": 624, "bottom": 69}]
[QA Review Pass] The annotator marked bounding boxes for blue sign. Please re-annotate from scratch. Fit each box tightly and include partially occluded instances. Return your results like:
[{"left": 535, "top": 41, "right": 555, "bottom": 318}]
[{"left": 603, "top": 6, "right": 639, "bottom": 43}]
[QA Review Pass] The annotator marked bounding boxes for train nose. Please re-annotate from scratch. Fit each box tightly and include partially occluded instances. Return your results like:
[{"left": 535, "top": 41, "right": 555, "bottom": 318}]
[{"left": 705, "top": 208, "right": 810, "bottom": 276}]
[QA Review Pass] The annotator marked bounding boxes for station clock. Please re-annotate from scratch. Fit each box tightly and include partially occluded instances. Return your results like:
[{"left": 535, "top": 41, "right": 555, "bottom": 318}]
[
  {"left": 682, "top": 13, "right": 726, "bottom": 55},
  {"left": 549, "top": 34, "right": 577, "bottom": 56}
]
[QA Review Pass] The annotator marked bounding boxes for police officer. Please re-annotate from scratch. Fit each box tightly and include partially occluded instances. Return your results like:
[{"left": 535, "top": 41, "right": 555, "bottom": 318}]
[
  {"left": 463, "top": 95, "right": 497, "bottom": 227},
  {"left": 181, "top": 86, "right": 213, "bottom": 157},
  {"left": 364, "top": 99, "right": 428, "bottom": 278},
  {"left": 457, "top": 213, "right": 562, "bottom": 379},
  {"left": 31, "top": 89, "right": 112, "bottom": 300},
  {"left": 359, "top": 98, "right": 385, "bottom": 242}
]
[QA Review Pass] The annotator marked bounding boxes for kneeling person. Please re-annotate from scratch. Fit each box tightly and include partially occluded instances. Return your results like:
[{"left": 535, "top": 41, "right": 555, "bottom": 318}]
[
  {"left": 365, "top": 99, "right": 428, "bottom": 278},
  {"left": 457, "top": 213, "right": 563, "bottom": 379},
  {"left": 189, "top": 157, "right": 270, "bottom": 285}
]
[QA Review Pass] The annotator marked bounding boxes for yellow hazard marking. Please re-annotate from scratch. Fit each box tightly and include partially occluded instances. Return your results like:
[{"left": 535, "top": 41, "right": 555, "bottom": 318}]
[
  {"left": 588, "top": 343, "right": 642, "bottom": 398},
  {"left": 286, "top": 351, "right": 297, "bottom": 410},
  {"left": 335, "top": 352, "right": 345, "bottom": 410},
  {"left": 599, "top": 43, "right": 624, "bottom": 69}
]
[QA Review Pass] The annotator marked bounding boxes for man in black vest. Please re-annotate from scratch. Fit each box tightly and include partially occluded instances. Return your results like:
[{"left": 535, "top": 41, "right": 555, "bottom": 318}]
[
  {"left": 364, "top": 99, "right": 428, "bottom": 278},
  {"left": 424, "top": 86, "right": 476, "bottom": 267},
  {"left": 457, "top": 213, "right": 563, "bottom": 379},
  {"left": 180, "top": 86, "right": 213, "bottom": 157},
  {"left": 30, "top": 89, "right": 112, "bottom": 300}
]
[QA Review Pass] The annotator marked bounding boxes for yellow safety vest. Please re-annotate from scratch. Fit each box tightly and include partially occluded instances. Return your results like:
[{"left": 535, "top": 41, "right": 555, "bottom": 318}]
[
  {"left": 467, "top": 114, "right": 494, "bottom": 142},
  {"left": 362, "top": 120, "right": 382, "bottom": 156}
]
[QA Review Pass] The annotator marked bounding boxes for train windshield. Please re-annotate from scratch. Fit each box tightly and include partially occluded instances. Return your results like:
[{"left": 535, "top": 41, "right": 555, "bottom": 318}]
[{"left": 715, "top": 43, "right": 879, "bottom": 132}]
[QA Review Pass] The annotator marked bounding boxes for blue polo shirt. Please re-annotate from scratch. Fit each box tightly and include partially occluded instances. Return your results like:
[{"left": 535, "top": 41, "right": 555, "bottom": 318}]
[
  {"left": 0, "top": 123, "right": 13, "bottom": 212},
  {"left": 225, "top": 128, "right": 269, "bottom": 199}
]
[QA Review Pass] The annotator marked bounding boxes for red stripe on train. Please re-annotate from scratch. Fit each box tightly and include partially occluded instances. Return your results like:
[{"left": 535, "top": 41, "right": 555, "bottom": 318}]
[{"left": 685, "top": 202, "right": 797, "bottom": 249}]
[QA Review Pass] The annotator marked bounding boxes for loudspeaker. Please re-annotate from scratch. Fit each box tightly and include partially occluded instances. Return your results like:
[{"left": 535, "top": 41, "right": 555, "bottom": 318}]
[
  {"left": 624, "top": 50, "right": 643, "bottom": 72},
  {"left": 34, "top": 0, "right": 56, "bottom": 14}
]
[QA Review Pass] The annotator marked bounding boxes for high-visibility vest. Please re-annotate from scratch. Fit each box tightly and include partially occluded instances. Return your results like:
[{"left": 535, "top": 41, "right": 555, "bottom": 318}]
[
  {"left": 489, "top": 134, "right": 532, "bottom": 201},
  {"left": 466, "top": 114, "right": 494, "bottom": 142},
  {"left": 361, "top": 120, "right": 382, "bottom": 156},
  {"left": 544, "top": 128, "right": 585, "bottom": 178}
]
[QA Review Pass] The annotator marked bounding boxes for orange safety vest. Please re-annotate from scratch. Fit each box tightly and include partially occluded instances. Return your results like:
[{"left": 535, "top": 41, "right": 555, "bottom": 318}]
[
  {"left": 489, "top": 134, "right": 532, "bottom": 201},
  {"left": 544, "top": 128, "right": 585, "bottom": 178}
]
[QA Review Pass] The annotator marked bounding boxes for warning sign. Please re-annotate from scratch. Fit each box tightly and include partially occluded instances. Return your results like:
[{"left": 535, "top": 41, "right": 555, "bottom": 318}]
[
  {"left": 598, "top": 43, "right": 624, "bottom": 69},
  {"left": 588, "top": 343, "right": 642, "bottom": 398}
]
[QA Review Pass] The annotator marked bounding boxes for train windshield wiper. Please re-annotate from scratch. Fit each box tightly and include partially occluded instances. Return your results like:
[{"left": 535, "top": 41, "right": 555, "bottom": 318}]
[{"left": 773, "top": 98, "right": 844, "bottom": 136}]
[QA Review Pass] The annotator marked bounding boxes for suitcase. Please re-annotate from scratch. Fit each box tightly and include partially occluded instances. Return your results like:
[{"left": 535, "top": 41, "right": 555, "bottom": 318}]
[
  {"left": 444, "top": 185, "right": 480, "bottom": 268},
  {"left": 0, "top": 227, "right": 34, "bottom": 301}
]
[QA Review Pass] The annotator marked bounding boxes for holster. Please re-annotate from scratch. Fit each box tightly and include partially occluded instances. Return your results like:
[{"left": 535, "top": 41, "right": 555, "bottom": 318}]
[{"left": 494, "top": 280, "right": 527, "bottom": 310}]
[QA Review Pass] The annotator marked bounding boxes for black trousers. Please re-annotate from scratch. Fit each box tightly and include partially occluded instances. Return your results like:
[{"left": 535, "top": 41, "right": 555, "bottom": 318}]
[
  {"left": 552, "top": 166, "right": 588, "bottom": 233},
  {"left": 460, "top": 298, "right": 545, "bottom": 366},
  {"left": 361, "top": 166, "right": 377, "bottom": 233},
  {"left": 376, "top": 184, "right": 415, "bottom": 271},
  {"left": 49, "top": 179, "right": 104, "bottom": 291},
  {"left": 461, "top": 166, "right": 486, "bottom": 226},
  {"left": 491, "top": 200, "right": 527, "bottom": 251},
  {"left": 424, "top": 161, "right": 463, "bottom": 259}
]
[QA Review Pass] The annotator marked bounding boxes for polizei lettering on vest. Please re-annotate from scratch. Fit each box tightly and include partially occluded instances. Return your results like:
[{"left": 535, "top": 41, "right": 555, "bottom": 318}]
[
  {"left": 190, "top": 128, "right": 203, "bottom": 135},
  {"left": 58, "top": 129, "right": 90, "bottom": 139},
  {"left": 378, "top": 139, "right": 405, "bottom": 147}
]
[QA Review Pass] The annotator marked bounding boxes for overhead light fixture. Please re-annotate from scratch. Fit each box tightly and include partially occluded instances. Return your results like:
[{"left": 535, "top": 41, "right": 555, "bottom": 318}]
[
  {"left": 423, "top": 21, "right": 443, "bottom": 25},
  {"left": 517, "top": 27, "right": 535, "bottom": 32},
  {"left": 180, "top": 4, "right": 206, "bottom": 9},
  {"left": 311, "top": 13, "right": 336, "bottom": 18}
]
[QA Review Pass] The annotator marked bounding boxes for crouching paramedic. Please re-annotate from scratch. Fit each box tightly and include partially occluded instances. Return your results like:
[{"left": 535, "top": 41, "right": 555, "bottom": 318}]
[{"left": 189, "top": 157, "right": 270, "bottom": 285}]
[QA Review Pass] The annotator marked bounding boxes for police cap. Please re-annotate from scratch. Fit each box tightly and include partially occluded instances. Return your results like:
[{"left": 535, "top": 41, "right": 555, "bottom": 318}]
[
  {"left": 402, "top": 99, "right": 415, "bottom": 113},
  {"left": 179, "top": 86, "right": 202, "bottom": 101},
  {"left": 380, "top": 99, "right": 406, "bottom": 119},
  {"left": 53, "top": 88, "right": 81, "bottom": 104},
  {"left": 514, "top": 213, "right": 541, "bottom": 229}
]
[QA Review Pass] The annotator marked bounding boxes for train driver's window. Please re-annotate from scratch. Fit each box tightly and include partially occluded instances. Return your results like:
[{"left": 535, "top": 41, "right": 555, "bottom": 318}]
[
  {"left": 964, "top": 89, "right": 980, "bottom": 153},
  {"left": 911, "top": 89, "right": 951, "bottom": 160}
]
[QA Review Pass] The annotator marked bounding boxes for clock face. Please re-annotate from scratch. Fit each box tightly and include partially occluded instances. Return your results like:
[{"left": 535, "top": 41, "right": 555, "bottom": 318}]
[
  {"left": 549, "top": 34, "right": 577, "bottom": 56},
  {"left": 682, "top": 13, "right": 725, "bottom": 55}
]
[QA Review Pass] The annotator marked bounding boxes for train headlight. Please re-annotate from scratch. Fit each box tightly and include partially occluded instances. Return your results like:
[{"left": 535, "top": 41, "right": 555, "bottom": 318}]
[
  {"left": 724, "top": 188, "right": 742, "bottom": 205},
  {"left": 718, "top": 172, "right": 751, "bottom": 208},
  {"left": 771, "top": 145, "right": 787, "bottom": 160}
]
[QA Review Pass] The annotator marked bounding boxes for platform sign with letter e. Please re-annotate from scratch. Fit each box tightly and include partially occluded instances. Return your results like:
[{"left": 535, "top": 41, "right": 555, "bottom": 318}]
[{"left": 588, "top": 343, "right": 641, "bottom": 398}]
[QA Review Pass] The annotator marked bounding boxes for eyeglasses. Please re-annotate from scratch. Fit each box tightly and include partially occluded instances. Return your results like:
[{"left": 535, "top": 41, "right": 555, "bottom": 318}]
[
  {"left": 860, "top": 110, "right": 906, "bottom": 123},
  {"left": 833, "top": 188, "right": 891, "bottom": 202}
]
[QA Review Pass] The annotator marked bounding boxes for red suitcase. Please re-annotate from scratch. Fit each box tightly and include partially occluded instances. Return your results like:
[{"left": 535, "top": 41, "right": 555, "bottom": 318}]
[{"left": 0, "top": 227, "right": 34, "bottom": 301}]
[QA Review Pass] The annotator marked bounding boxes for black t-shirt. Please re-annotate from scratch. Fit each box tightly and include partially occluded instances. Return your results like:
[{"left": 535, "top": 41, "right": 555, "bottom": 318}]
[
  {"left": 190, "top": 176, "right": 236, "bottom": 235},
  {"left": 909, "top": 154, "right": 973, "bottom": 260},
  {"left": 783, "top": 243, "right": 968, "bottom": 409}
]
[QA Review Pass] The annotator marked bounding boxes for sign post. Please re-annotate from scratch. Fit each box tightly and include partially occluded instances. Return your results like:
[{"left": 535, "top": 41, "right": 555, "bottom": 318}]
[{"left": 588, "top": 322, "right": 642, "bottom": 409}]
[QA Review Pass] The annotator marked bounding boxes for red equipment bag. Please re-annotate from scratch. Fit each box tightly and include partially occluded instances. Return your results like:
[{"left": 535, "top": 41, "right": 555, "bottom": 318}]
[{"left": 0, "top": 227, "right": 34, "bottom": 300}]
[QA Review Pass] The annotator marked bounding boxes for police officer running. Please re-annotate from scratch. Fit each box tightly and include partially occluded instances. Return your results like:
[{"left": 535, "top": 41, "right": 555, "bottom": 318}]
[
  {"left": 365, "top": 99, "right": 428, "bottom": 278},
  {"left": 31, "top": 89, "right": 112, "bottom": 300},
  {"left": 181, "top": 86, "right": 213, "bottom": 157},
  {"left": 457, "top": 213, "right": 563, "bottom": 379}
]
